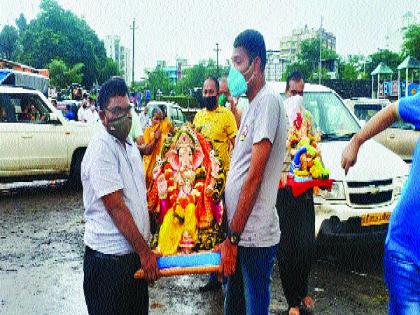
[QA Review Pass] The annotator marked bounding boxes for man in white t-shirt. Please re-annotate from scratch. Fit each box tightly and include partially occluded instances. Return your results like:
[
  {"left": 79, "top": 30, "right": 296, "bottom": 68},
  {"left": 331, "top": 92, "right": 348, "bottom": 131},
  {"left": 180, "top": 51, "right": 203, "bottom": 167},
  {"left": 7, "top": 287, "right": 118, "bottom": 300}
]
[{"left": 220, "top": 29, "right": 287, "bottom": 315}]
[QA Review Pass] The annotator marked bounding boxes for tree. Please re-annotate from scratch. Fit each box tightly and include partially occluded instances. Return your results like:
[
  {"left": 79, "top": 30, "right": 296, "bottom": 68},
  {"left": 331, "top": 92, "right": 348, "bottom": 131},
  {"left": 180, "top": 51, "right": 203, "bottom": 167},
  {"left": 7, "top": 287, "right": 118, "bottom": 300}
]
[
  {"left": 18, "top": 0, "right": 108, "bottom": 87},
  {"left": 286, "top": 38, "right": 339, "bottom": 81},
  {"left": 15, "top": 13, "right": 27, "bottom": 33},
  {"left": 0, "top": 25, "right": 19, "bottom": 59},
  {"left": 98, "top": 58, "right": 121, "bottom": 84},
  {"left": 49, "top": 58, "right": 83, "bottom": 89},
  {"left": 402, "top": 23, "right": 420, "bottom": 60},
  {"left": 145, "top": 68, "right": 173, "bottom": 97},
  {"left": 365, "top": 49, "right": 403, "bottom": 75}
]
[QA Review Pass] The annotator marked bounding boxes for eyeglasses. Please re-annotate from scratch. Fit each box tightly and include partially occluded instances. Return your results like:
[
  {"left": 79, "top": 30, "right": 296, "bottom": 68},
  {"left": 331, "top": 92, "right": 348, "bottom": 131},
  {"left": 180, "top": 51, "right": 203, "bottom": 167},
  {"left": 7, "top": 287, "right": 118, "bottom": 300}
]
[{"left": 105, "top": 104, "right": 132, "bottom": 117}]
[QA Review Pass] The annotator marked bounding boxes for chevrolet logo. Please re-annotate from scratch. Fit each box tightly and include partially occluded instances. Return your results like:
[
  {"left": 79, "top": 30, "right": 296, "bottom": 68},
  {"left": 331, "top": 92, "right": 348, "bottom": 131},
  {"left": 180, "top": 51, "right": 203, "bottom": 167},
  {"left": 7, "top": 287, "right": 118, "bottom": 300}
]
[{"left": 368, "top": 185, "right": 380, "bottom": 194}]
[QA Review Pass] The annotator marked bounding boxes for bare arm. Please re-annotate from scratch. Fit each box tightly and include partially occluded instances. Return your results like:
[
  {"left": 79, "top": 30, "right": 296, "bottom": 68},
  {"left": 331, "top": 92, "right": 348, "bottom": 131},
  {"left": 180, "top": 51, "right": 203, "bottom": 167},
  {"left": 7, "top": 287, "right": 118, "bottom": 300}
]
[
  {"left": 102, "top": 190, "right": 159, "bottom": 281},
  {"left": 136, "top": 128, "right": 161, "bottom": 155},
  {"left": 342, "top": 102, "right": 398, "bottom": 174}
]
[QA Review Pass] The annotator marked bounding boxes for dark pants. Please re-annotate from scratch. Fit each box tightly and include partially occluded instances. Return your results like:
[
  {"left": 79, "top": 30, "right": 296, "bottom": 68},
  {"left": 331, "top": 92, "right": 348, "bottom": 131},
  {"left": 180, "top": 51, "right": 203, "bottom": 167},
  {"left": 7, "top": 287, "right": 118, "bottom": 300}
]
[
  {"left": 276, "top": 188, "right": 315, "bottom": 308},
  {"left": 83, "top": 246, "right": 149, "bottom": 315}
]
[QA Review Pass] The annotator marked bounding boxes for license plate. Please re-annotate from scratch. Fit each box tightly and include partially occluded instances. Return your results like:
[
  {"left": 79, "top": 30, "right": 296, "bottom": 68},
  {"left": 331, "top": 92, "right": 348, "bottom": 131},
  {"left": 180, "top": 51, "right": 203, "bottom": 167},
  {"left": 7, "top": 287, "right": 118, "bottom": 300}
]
[{"left": 361, "top": 212, "right": 391, "bottom": 226}]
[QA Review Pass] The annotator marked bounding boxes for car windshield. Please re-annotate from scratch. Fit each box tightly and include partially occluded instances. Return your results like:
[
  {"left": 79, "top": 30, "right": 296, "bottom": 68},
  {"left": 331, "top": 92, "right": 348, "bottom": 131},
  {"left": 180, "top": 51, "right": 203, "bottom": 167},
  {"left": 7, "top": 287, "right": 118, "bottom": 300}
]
[{"left": 282, "top": 92, "right": 361, "bottom": 141}]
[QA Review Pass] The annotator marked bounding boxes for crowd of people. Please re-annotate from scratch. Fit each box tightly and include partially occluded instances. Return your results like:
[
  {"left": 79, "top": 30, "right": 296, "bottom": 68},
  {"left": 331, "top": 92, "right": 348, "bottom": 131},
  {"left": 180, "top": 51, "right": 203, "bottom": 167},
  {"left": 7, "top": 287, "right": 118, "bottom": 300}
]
[{"left": 80, "top": 29, "right": 419, "bottom": 315}]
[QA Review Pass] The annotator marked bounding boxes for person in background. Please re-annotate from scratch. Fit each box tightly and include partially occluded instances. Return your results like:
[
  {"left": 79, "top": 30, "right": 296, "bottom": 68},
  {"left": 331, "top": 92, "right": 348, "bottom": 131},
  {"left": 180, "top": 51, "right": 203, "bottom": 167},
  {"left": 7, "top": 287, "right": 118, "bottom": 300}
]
[
  {"left": 82, "top": 77, "right": 159, "bottom": 315},
  {"left": 218, "top": 77, "right": 241, "bottom": 128},
  {"left": 342, "top": 92, "right": 420, "bottom": 315},
  {"left": 51, "top": 99, "right": 57, "bottom": 108},
  {"left": 219, "top": 29, "right": 287, "bottom": 315},
  {"left": 65, "top": 104, "right": 75, "bottom": 120},
  {"left": 193, "top": 76, "right": 238, "bottom": 292},
  {"left": 77, "top": 93, "right": 89, "bottom": 122},
  {"left": 277, "top": 71, "right": 315, "bottom": 315},
  {"left": 139, "top": 106, "right": 150, "bottom": 131},
  {"left": 140, "top": 108, "right": 172, "bottom": 190}
]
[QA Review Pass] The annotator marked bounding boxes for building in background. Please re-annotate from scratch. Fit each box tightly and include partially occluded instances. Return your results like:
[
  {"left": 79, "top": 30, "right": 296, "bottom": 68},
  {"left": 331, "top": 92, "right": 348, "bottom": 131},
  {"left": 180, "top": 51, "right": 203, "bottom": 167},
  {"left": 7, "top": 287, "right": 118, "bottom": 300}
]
[
  {"left": 104, "top": 35, "right": 132, "bottom": 86},
  {"left": 264, "top": 50, "right": 289, "bottom": 81},
  {"left": 279, "top": 25, "right": 336, "bottom": 62},
  {"left": 150, "top": 58, "right": 189, "bottom": 85}
]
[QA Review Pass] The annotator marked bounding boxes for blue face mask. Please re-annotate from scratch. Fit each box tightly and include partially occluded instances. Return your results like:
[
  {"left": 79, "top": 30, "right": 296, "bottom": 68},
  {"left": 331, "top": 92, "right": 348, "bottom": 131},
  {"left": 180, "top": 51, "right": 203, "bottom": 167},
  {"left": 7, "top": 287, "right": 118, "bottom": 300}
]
[
  {"left": 227, "top": 61, "right": 254, "bottom": 97},
  {"left": 227, "top": 67, "right": 247, "bottom": 97}
]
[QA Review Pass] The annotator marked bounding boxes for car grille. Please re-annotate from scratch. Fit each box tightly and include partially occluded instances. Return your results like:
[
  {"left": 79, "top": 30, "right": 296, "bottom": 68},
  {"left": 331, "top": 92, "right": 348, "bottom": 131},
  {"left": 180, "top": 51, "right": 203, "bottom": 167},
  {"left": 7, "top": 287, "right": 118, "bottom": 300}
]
[
  {"left": 349, "top": 191, "right": 393, "bottom": 205},
  {"left": 347, "top": 179, "right": 393, "bottom": 206}
]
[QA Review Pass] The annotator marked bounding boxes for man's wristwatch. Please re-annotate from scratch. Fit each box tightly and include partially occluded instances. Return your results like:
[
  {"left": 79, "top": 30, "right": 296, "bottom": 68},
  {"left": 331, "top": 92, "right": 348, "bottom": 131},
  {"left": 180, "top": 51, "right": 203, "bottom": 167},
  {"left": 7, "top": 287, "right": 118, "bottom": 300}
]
[{"left": 227, "top": 230, "right": 241, "bottom": 245}]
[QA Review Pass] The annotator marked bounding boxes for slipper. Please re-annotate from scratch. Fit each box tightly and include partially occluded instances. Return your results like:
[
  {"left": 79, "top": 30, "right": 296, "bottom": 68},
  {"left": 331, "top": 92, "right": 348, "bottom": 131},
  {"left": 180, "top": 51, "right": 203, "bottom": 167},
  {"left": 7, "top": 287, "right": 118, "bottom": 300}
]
[{"left": 302, "top": 296, "right": 315, "bottom": 312}]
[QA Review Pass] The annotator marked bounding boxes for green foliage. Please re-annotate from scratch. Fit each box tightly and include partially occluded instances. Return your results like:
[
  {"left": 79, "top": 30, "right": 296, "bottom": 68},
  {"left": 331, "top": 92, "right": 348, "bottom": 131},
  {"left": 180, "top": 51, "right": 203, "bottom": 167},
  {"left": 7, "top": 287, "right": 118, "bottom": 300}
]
[
  {"left": 145, "top": 68, "right": 173, "bottom": 96},
  {"left": 48, "top": 58, "right": 84, "bottom": 89},
  {"left": 98, "top": 58, "right": 121, "bottom": 84},
  {"left": 402, "top": 23, "right": 420, "bottom": 60},
  {"left": 18, "top": 0, "right": 108, "bottom": 87},
  {"left": 365, "top": 49, "right": 403, "bottom": 75},
  {"left": 15, "top": 14, "right": 27, "bottom": 33},
  {"left": 0, "top": 25, "right": 19, "bottom": 59},
  {"left": 161, "top": 95, "right": 198, "bottom": 108},
  {"left": 340, "top": 63, "right": 358, "bottom": 80},
  {"left": 284, "top": 38, "right": 338, "bottom": 81}
]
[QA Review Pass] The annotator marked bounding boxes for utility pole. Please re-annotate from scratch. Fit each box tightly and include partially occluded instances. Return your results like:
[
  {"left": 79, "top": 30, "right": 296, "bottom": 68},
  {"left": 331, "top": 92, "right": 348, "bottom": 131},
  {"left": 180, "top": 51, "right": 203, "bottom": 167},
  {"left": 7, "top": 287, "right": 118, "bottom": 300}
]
[
  {"left": 130, "top": 18, "right": 137, "bottom": 85},
  {"left": 214, "top": 43, "right": 221, "bottom": 77},
  {"left": 319, "top": 16, "right": 323, "bottom": 85}
]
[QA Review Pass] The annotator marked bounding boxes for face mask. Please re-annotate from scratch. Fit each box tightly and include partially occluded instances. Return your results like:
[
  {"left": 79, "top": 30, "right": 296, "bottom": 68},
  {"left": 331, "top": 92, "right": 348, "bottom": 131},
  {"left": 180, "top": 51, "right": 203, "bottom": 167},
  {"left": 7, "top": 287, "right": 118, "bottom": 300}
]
[
  {"left": 284, "top": 95, "right": 304, "bottom": 125},
  {"left": 202, "top": 96, "right": 218, "bottom": 110},
  {"left": 106, "top": 115, "right": 132, "bottom": 142},
  {"left": 218, "top": 94, "right": 228, "bottom": 106},
  {"left": 227, "top": 61, "right": 254, "bottom": 97}
]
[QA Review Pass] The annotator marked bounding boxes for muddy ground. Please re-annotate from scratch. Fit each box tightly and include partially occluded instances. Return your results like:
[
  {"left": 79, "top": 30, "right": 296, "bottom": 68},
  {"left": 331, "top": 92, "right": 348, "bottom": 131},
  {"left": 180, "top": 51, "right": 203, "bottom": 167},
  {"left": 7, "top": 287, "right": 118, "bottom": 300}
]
[{"left": 0, "top": 182, "right": 388, "bottom": 314}]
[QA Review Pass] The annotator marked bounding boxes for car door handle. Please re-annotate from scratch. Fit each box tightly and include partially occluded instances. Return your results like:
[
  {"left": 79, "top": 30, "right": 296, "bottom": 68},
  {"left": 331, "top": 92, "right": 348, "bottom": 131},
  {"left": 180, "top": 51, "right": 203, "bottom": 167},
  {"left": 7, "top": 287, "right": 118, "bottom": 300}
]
[
  {"left": 21, "top": 135, "right": 33, "bottom": 139},
  {"left": 388, "top": 134, "right": 396, "bottom": 139}
]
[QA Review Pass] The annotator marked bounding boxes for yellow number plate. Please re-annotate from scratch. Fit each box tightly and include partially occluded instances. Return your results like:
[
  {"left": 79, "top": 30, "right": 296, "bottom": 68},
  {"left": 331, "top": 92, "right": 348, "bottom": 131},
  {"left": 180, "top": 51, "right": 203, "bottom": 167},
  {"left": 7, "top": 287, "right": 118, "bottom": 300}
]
[{"left": 361, "top": 212, "right": 391, "bottom": 227}]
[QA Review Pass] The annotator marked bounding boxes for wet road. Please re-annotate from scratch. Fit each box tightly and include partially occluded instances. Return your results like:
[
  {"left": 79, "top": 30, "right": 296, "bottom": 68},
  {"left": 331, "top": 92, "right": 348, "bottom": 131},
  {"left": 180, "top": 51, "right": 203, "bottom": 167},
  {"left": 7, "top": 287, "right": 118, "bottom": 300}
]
[{"left": 0, "top": 182, "right": 388, "bottom": 314}]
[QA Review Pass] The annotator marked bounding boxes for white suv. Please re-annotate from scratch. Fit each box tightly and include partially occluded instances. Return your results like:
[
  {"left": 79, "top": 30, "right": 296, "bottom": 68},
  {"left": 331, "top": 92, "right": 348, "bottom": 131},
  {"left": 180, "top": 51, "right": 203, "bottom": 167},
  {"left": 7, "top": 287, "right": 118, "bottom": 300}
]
[
  {"left": 0, "top": 85, "right": 96, "bottom": 187},
  {"left": 270, "top": 82, "right": 409, "bottom": 245}
]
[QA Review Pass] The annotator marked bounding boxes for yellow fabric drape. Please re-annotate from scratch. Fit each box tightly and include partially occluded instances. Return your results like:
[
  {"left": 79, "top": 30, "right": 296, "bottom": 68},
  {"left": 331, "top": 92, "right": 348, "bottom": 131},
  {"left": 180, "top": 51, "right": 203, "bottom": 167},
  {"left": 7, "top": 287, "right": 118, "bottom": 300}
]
[{"left": 143, "top": 118, "right": 172, "bottom": 190}]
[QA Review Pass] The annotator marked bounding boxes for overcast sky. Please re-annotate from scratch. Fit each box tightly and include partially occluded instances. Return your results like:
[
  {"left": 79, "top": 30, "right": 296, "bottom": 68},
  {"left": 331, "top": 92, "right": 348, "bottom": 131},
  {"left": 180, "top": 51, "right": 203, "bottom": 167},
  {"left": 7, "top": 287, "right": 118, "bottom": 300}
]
[{"left": 0, "top": 0, "right": 419, "bottom": 79}]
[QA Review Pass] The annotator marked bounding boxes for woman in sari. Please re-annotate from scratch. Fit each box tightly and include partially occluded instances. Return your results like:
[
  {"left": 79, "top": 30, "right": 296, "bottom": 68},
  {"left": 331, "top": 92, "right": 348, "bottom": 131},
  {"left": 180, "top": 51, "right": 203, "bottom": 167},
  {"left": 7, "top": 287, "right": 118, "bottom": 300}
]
[{"left": 141, "top": 108, "right": 173, "bottom": 190}]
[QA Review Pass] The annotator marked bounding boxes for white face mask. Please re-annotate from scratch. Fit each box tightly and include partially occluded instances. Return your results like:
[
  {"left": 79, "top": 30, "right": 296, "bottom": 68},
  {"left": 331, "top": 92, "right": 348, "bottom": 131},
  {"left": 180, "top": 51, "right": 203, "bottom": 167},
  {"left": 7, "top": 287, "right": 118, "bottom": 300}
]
[{"left": 284, "top": 95, "right": 304, "bottom": 125}]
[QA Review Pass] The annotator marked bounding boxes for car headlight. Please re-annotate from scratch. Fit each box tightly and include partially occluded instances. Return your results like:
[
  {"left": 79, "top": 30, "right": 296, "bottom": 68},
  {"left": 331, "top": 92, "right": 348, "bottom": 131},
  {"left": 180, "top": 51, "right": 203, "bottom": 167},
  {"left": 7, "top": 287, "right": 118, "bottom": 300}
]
[
  {"left": 318, "top": 181, "right": 346, "bottom": 200},
  {"left": 394, "top": 176, "right": 407, "bottom": 196}
]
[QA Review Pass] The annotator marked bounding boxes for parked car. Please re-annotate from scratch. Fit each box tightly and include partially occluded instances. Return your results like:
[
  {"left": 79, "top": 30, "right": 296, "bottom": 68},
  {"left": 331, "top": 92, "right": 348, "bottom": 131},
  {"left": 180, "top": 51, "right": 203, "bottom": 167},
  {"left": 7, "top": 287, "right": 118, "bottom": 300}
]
[
  {"left": 344, "top": 97, "right": 419, "bottom": 162},
  {"left": 0, "top": 85, "right": 96, "bottom": 187},
  {"left": 146, "top": 101, "right": 186, "bottom": 127},
  {"left": 239, "top": 82, "right": 409, "bottom": 245}
]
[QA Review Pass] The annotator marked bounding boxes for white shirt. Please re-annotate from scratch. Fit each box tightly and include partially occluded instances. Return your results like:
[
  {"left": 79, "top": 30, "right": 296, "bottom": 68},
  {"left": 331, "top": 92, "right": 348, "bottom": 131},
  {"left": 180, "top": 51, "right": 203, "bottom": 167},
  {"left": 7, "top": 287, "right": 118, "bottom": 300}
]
[
  {"left": 81, "top": 126, "right": 150, "bottom": 255},
  {"left": 78, "top": 106, "right": 99, "bottom": 123}
]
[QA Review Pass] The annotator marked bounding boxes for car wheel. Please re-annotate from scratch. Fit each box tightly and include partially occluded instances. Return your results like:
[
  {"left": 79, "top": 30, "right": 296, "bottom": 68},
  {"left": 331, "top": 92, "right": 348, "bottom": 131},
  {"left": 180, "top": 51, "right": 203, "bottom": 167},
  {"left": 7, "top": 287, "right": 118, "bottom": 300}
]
[{"left": 68, "top": 150, "right": 84, "bottom": 190}]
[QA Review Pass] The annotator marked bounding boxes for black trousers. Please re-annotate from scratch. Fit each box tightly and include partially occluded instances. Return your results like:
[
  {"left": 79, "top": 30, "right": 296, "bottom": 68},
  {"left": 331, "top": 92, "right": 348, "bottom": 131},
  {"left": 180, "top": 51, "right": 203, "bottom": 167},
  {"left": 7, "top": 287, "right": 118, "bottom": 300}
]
[
  {"left": 83, "top": 246, "right": 149, "bottom": 315},
  {"left": 276, "top": 188, "right": 315, "bottom": 308}
]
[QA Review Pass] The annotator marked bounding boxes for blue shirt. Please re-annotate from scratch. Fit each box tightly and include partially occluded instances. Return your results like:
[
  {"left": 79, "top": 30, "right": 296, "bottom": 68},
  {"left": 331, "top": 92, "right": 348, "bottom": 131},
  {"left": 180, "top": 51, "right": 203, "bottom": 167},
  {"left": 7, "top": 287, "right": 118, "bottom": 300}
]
[
  {"left": 65, "top": 111, "right": 75, "bottom": 120},
  {"left": 385, "top": 92, "right": 420, "bottom": 266}
]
